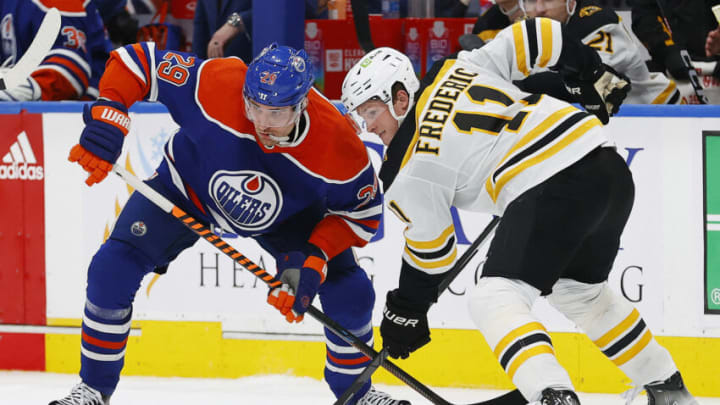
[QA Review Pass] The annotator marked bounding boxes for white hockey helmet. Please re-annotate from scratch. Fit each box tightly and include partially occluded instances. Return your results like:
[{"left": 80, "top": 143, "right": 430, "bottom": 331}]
[{"left": 341, "top": 47, "right": 420, "bottom": 127}]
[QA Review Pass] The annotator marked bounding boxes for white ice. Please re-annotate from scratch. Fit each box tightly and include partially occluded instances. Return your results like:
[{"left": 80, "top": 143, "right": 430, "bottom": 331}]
[{"left": 2, "top": 371, "right": 719, "bottom": 405}]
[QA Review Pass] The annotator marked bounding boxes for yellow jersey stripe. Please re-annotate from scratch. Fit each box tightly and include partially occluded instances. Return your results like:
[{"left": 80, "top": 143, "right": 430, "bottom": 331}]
[
  {"left": 400, "top": 59, "right": 457, "bottom": 170},
  {"left": 493, "top": 321, "right": 547, "bottom": 358},
  {"left": 594, "top": 309, "right": 640, "bottom": 348},
  {"left": 406, "top": 224, "right": 455, "bottom": 250},
  {"left": 651, "top": 80, "right": 678, "bottom": 104},
  {"left": 612, "top": 330, "right": 652, "bottom": 366},
  {"left": 479, "top": 29, "right": 502, "bottom": 42},
  {"left": 485, "top": 106, "right": 576, "bottom": 200},
  {"left": 491, "top": 116, "right": 600, "bottom": 202},
  {"left": 507, "top": 344, "right": 555, "bottom": 379},
  {"left": 404, "top": 245, "right": 458, "bottom": 269},
  {"left": 538, "top": 18, "right": 554, "bottom": 68},
  {"left": 512, "top": 23, "right": 529, "bottom": 76}
]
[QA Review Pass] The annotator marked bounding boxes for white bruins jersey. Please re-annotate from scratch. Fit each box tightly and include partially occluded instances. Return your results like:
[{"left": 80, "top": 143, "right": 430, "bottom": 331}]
[
  {"left": 384, "top": 18, "right": 607, "bottom": 275},
  {"left": 569, "top": 4, "right": 680, "bottom": 104}
]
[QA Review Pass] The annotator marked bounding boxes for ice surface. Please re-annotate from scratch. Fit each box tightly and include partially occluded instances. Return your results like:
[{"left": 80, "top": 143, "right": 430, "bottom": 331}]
[{"left": 1, "top": 371, "right": 718, "bottom": 405}]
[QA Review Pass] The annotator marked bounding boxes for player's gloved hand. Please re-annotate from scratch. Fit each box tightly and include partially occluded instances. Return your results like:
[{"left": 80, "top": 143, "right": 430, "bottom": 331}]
[
  {"left": 662, "top": 45, "right": 691, "bottom": 81},
  {"left": 267, "top": 245, "right": 327, "bottom": 323},
  {"left": 562, "top": 64, "right": 630, "bottom": 125},
  {"left": 68, "top": 100, "right": 130, "bottom": 186},
  {"left": 0, "top": 77, "right": 41, "bottom": 101},
  {"left": 380, "top": 289, "right": 431, "bottom": 359}
]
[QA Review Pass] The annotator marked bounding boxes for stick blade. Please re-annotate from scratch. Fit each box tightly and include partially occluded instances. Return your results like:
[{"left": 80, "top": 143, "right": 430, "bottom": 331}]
[{"left": 0, "top": 7, "right": 60, "bottom": 90}]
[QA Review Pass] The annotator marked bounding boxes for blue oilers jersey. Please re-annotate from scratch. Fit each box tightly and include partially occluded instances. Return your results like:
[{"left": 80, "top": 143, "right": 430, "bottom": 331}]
[
  {"left": 0, "top": 0, "right": 111, "bottom": 100},
  {"left": 99, "top": 43, "right": 383, "bottom": 259}
]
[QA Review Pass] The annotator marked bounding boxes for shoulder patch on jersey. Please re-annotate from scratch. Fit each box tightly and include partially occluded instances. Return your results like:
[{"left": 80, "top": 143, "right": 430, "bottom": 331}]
[
  {"left": 196, "top": 57, "right": 255, "bottom": 135},
  {"left": 579, "top": 6, "right": 602, "bottom": 18},
  {"left": 567, "top": 4, "right": 619, "bottom": 39},
  {"left": 31, "top": 0, "right": 87, "bottom": 15},
  {"left": 277, "top": 89, "right": 370, "bottom": 183}
]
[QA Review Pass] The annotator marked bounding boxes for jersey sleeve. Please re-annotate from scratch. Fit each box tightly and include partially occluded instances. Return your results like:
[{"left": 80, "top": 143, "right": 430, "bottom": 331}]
[
  {"left": 30, "top": 8, "right": 96, "bottom": 100},
  {"left": 98, "top": 42, "right": 207, "bottom": 125},
  {"left": 460, "top": 17, "right": 564, "bottom": 82},
  {"left": 386, "top": 171, "right": 457, "bottom": 276},
  {"left": 308, "top": 164, "right": 383, "bottom": 260}
]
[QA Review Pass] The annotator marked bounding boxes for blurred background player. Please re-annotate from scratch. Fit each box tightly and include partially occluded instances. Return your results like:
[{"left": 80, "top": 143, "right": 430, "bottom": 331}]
[
  {"left": 468, "top": 0, "right": 681, "bottom": 104},
  {"left": 50, "top": 43, "right": 408, "bottom": 405},
  {"left": 343, "top": 17, "right": 697, "bottom": 405},
  {"left": 0, "top": 0, "right": 111, "bottom": 101}
]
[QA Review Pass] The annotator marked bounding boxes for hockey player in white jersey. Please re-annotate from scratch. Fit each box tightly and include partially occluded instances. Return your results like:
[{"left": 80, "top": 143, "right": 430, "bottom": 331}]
[
  {"left": 342, "top": 17, "right": 698, "bottom": 405},
  {"left": 527, "top": 0, "right": 681, "bottom": 104}
]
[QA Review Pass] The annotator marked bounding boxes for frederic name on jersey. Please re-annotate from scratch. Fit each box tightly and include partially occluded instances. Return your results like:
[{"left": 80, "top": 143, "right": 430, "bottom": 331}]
[{"left": 416, "top": 66, "right": 478, "bottom": 156}]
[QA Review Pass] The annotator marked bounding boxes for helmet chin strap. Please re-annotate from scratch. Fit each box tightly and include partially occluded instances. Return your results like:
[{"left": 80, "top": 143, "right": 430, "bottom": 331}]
[{"left": 385, "top": 91, "right": 415, "bottom": 128}]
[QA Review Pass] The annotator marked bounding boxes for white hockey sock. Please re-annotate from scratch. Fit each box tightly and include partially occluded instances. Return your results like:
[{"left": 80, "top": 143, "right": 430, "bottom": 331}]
[
  {"left": 547, "top": 279, "right": 677, "bottom": 387},
  {"left": 468, "top": 277, "right": 574, "bottom": 402}
]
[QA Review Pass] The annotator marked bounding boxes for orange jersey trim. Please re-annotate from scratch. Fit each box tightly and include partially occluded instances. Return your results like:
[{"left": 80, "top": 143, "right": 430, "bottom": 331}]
[
  {"left": 309, "top": 216, "right": 367, "bottom": 259},
  {"left": 99, "top": 55, "right": 149, "bottom": 108},
  {"left": 31, "top": 69, "right": 79, "bottom": 100},
  {"left": 43, "top": 56, "right": 89, "bottom": 88}
]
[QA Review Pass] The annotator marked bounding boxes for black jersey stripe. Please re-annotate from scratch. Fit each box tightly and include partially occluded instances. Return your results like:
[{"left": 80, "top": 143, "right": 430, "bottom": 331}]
[
  {"left": 525, "top": 19, "right": 538, "bottom": 70},
  {"left": 406, "top": 236, "right": 456, "bottom": 260},
  {"left": 492, "top": 111, "right": 590, "bottom": 183}
]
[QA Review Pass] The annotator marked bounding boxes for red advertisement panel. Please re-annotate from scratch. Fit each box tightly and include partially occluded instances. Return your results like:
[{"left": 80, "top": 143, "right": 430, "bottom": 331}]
[
  {"left": 0, "top": 333, "right": 44, "bottom": 370},
  {"left": 0, "top": 111, "right": 46, "bottom": 326},
  {"left": 305, "top": 17, "right": 475, "bottom": 99}
]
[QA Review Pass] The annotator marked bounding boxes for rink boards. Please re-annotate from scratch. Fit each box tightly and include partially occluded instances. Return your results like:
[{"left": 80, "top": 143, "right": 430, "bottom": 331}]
[{"left": 1, "top": 102, "right": 719, "bottom": 396}]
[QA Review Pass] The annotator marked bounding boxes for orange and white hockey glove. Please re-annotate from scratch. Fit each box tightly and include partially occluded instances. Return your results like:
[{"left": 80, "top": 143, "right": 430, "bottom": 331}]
[{"left": 267, "top": 246, "right": 327, "bottom": 323}]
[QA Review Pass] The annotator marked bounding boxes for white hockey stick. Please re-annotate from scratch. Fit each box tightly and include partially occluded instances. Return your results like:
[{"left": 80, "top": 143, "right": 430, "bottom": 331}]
[{"left": 0, "top": 7, "right": 60, "bottom": 91}]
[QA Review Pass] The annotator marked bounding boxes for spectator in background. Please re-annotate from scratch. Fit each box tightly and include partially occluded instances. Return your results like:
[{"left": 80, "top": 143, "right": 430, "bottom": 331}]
[
  {"left": 707, "top": 24, "right": 720, "bottom": 56},
  {"left": 628, "top": 0, "right": 719, "bottom": 80},
  {"left": 435, "top": 0, "right": 474, "bottom": 17},
  {"left": 192, "top": 0, "right": 251, "bottom": 61},
  {"left": 0, "top": 0, "right": 111, "bottom": 101}
]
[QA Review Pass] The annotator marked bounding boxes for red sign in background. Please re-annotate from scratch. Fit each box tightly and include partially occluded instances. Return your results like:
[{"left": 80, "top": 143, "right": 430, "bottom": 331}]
[
  {"left": 0, "top": 111, "right": 46, "bottom": 370},
  {"left": 305, "top": 17, "right": 475, "bottom": 99}
]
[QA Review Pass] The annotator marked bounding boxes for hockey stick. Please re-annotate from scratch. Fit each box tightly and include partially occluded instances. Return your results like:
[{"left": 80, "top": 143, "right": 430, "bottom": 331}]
[
  {"left": 334, "top": 349, "right": 389, "bottom": 405},
  {"left": 336, "top": 215, "right": 522, "bottom": 404},
  {"left": 0, "top": 7, "right": 60, "bottom": 90},
  {"left": 111, "top": 165, "right": 520, "bottom": 405},
  {"left": 654, "top": 0, "right": 709, "bottom": 104},
  {"left": 350, "top": 0, "right": 375, "bottom": 52}
]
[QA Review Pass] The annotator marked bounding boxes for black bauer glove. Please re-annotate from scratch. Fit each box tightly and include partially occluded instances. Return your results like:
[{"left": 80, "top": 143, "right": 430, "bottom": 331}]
[
  {"left": 380, "top": 290, "right": 431, "bottom": 359},
  {"left": 562, "top": 64, "right": 631, "bottom": 125}
]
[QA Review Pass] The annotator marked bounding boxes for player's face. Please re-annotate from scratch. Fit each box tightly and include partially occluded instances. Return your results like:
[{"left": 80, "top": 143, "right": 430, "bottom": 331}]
[
  {"left": 496, "top": 0, "right": 526, "bottom": 22},
  {"left": 245, "top": 98, "right": 301, "bottom": 147},
  {"left": 356, "top": 99, "right": 398, "bottom": 146},
  {"left": 526, "top": 0, "right": 572, "bottom": 21}
]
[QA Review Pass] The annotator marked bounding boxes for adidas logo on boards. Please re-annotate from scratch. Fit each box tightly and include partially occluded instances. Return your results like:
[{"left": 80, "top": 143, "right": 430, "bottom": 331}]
[{"left": 0, "top": 131, "right": 44, "bottom": 180}]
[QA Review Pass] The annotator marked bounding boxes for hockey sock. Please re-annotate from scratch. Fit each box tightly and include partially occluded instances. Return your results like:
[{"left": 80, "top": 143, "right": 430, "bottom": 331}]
[
  {"left": 547, "top": 279, "right": 677, "bottom": 387},
  {"left": 80, "top": 299, "right": 132, "bottom": 397},
  {"left": 469, "top": 277, "right": 574, "bottom": 402}
]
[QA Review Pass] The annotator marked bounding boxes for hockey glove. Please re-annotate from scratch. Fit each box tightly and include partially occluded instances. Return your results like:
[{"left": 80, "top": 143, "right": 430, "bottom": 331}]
[
  {"left": 662, "top": 45, "right": 691, "bottom": 81},
  {"left": 68, "top": 100, "right": 130, "bottom": 186},
  {"left": 267, "top": 245, "right": 327, "bottom": 323},
  {"left": 562, "top": 64, "right": 630, "bottom": 125},
  {"left": 380, "top": 290, "right": 431, "bottom": 359},
  {"left": 0, "top": 77, "right": 41, "bottom": 101}
]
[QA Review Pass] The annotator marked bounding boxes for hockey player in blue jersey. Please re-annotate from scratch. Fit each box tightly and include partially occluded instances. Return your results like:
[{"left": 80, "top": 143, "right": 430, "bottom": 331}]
[
  {"left": 51, "top": 43, "right": 409, "bottom": 405},
  {"left": 0, "top": 0, "right": 111, "bottom": 101}
]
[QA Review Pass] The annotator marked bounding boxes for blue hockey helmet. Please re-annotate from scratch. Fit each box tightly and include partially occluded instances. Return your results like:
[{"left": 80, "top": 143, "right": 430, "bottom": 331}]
[{"left": 243, "top": 43, "right": 315, "bottom": 108}]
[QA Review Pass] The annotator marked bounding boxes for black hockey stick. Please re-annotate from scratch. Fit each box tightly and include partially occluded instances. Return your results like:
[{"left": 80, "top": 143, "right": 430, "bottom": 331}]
[
  {"left": 111, "top": 165, "right": 519, "bottom": 405},
  {"left": 335, "top": 215, "right": 525, "bottom": 404},
  {"left": 334, "top": 349, "right": 389, "bottom": 405},
  {"left": 654, "top": 0, "right": 709, "bottom": 104},
  {"left": 0, "top": 7, "right": 60, "bottom": 90},
  {"left": 351, "top": 0, "right": 375, "bottom": 52}
]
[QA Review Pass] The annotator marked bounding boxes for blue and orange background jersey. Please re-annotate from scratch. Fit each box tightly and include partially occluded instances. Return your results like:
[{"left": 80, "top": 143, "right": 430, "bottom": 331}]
[
  {"left": 99, "top": 42, "right": 383, "bottom": 259},
  {"left": 1, "top": 0, "right": 111, "bottom": 100}
]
